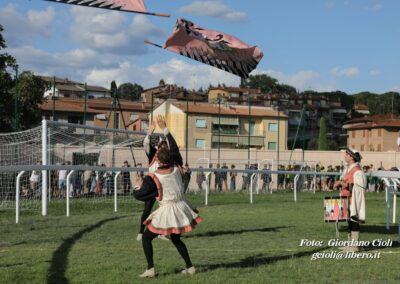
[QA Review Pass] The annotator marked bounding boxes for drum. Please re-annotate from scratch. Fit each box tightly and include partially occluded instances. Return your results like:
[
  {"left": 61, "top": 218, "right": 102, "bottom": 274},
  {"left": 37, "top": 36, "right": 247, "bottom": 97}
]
[{"left": 324, "top": 196, "right": 348, "bottom": 222}]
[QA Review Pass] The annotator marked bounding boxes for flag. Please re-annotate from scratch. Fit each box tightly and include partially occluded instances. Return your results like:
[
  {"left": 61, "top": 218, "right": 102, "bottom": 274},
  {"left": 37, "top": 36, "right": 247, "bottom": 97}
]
[
  {"left": 163, "top": 18, "right": 263, "bottom": 78},
  {"left": 44, "top": 0, "right": 169, "bottom": 17}
]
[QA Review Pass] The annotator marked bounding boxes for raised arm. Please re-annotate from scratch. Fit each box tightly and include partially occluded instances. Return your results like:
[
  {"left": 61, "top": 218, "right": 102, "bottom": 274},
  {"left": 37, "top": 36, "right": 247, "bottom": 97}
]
[
  {"left": 144, "top": 120, "right": 157, "bottom": 162},
  {"left": 157, "top": 115, "right": 183, "bottom": 166}
]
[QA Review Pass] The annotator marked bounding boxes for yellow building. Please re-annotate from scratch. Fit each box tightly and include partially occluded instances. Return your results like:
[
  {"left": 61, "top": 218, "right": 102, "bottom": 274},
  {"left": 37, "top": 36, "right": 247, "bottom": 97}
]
[
  {"left": 151, "top": 100, "right": 288, "bottom": 150},
  {"left": 343, "top": 114, "right": 400, "bottom": 152}
]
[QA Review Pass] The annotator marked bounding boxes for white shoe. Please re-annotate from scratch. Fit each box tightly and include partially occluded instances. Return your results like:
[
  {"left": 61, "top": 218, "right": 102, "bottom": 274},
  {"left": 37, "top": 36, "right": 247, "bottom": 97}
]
[
  {"left": 139, "top": 268, "right": 155, "bottom": 278},
  {"left": 136, "top": 233, "right": 142, "bottom": 241},
  {"left": 157, "top": 234, "right": 169, "bottom": 241},
  {"left": 181, "top": 266, "right": 196, "bottom": 275}
]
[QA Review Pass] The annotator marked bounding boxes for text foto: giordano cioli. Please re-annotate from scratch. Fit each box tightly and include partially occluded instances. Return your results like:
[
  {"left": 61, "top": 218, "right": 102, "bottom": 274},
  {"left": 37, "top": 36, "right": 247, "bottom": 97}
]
[{"left": 299, "top": 239, "right": 393, "bottom": 247}]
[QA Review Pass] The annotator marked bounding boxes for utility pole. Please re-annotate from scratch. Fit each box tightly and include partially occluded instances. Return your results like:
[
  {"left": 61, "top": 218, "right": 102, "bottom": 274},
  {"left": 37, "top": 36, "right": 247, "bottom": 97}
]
[
  {"left": 83, "top": 83, "right": 87, "bottom": 153},
  {"left": 14, "top": 64, "right": 19, "bottom": 131},
  {"left": 247, "top": 93, "right": 251, "bottom": 166},
  {"left": 185, "top": 91, "right": 189, "bottom": 165},
  {"left": 218, "top": 95, "right": 221, "bottom": 166}
]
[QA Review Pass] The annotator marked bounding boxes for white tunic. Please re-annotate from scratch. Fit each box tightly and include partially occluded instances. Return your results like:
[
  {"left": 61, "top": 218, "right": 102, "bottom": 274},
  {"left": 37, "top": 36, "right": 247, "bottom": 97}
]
[{"left": 144, "top": 166, "right": 202, "bottom": 235}]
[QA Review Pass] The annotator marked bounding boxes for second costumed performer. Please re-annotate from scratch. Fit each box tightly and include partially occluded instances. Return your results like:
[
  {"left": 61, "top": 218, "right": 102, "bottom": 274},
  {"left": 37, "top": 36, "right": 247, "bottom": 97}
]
[{"left": 133, "top": 146, "right": 203, "bottom": 278}]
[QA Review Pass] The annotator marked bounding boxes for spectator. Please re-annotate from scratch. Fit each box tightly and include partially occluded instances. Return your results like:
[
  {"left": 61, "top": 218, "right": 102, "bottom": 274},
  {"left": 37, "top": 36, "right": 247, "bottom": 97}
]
[
  {"left": 277, "top": 165, "right": 285, "bottom": 191},
  {"left": 122, "top": 160, "right": 131, "bottom": 195},
  {"left": 230, "top": 164, "right": 237, "bottom": 192},
  {"left": 105, "top": 171, "right": 114, "bottom": 195},
  {"left": 83, "top": 167, "right": 91, "bottom": 196},
  {"left": 221, "top": 163, "right": 228, "bottom": 192},
  {"left": 58, "top": 163, "right": 67, "bottom": 198},
  {"left": 214, "top": 164, "right": 222, "bottom": 192},
  {"left": 29, "top": 165, "right": 40, "bottom": 197},
  {"left": 261, "top": 164, "right": 272, "bottom": 193},
  {"left": 89, "top": 171, "right": 97, "bottom": 195},
  {"left": 242, "top": 164, "right": 249, "bottom": 191},
  {"left": 249, "top": 164, "right": 258, "bottom": 192},
  {"left": 196, "top": 166, "right": 205, "bottom": 192},
  {"left": 183, "top": 163, "right": 192, "bottom": 193},
  {"left": 207, "top": 163, "right": 213, "bottom": 191}
]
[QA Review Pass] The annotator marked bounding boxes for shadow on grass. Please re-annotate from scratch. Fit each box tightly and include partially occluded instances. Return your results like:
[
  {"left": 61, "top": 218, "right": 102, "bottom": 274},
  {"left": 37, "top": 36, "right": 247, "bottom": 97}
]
[
  {"left": 197, "top": 247, "right": 329, "bottom": 272},
  {"left": 363, "top": 240, "right": 400, "bottom": 251},
  {"left": 186, "top": 226, "right": 291, "bottom": 238},
  {"left": 47, "top": 215, "right": 128, "bottom": 284},
  {"left": 339, "top": 224, "right": 398, "bottom": 234}
]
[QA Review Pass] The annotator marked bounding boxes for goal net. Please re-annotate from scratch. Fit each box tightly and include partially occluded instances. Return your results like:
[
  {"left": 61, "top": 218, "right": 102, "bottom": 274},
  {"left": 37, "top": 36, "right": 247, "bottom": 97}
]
[{"left": 0, "top": 120, "right": 152, "bottom": 211}]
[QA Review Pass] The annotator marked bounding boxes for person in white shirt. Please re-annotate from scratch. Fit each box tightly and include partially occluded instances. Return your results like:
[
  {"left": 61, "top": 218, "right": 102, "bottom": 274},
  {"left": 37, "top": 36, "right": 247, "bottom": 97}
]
[{"left": 334, "top": 148, "right": 366, "bottom": 252}]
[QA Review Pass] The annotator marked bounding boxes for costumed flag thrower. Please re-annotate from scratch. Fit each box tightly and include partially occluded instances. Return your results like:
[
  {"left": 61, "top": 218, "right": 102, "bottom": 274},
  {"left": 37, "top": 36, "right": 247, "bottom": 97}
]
[
  {"left": 44, "top": 0, "right": 170, "bottom": 17},
  {"left": 145, "top": 18, "right": 263, "bottom": 78}
]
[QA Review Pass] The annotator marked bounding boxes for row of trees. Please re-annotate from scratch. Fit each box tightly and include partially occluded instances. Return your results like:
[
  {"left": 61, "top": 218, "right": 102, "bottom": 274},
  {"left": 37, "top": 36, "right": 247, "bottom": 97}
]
[{"left": 241, "top": 74, "right": 400, "bottom": 116}]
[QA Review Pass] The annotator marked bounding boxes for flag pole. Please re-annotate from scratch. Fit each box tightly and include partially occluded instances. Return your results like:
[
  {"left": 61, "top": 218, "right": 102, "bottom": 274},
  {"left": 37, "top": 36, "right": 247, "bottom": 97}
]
[
  {"left": 44, "top": 1, "right": 170, "bottom": 17},
  {"left": 144, "top": 40, "right": 163, "bottom": 49}
]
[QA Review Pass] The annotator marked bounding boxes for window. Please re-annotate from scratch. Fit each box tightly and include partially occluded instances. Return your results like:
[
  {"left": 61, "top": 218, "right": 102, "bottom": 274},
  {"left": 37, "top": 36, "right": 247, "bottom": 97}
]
[
  {"left": 249, "top": 122, "right": 256, "bottom": 135},
  {"left": 268, "top": 142, "right": 277, "bottom": 150},
  {"left": 352, "top": 131, "right": 355, "bottom": 138},
  {"left": 363, "top": 130, "right": 365, "bottom": 138},
  {"left": 195, "top": 139, "right": 205, "bottom": 148},
  {"left": 268, "top": 123, "right": 277, "bottom": 132},
  {"left": 378, "top": 129, "right": 382, "bottom": 137},
  {"left": 196, "top": 119, "right": 207, "bottom": 128},
  {"left": 377, "top": 144, "right": 381, "bottom": 151}
]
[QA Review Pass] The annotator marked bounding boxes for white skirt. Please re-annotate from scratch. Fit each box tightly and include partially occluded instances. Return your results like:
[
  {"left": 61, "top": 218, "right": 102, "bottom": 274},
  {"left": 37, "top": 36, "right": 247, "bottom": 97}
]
[{"left": 144, "top": 200, "right": 203, "bottom": 235}]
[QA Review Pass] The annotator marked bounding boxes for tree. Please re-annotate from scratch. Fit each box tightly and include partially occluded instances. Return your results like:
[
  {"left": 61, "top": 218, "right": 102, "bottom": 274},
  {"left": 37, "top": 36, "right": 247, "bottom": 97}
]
[
  {"left": 16, "top": 71, "right": 47, "bottom": 130},
  {"left": 240, "top": 74, "right": 297, "bottom": 95},
  {"left": 159, "top": 79, "right": 165, "bottom": 86},
  {"left": 0, "top": 25, "right": 17, "bottom": 132},
  {"left": 318, "top": 117, "right": 328, "bottom": 150},
  {"left": 117, "top": 83, "right": 143, "bottom": 101},
  {"left": 110, "top": 80, "right": 117, "bottom": 96}
]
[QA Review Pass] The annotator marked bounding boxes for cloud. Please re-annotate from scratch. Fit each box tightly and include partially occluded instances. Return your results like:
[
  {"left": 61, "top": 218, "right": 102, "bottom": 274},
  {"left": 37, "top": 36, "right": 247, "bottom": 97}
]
[
  {"left": 331, "top": 66, "right": 360, "bottom": 77},
  {"left": 68, "top": 7, "right": 164, "bottom": 55},
  {"left": 369, "top": 69, "right": 381, "bottom": 76},
  {"left": 0, "top": 4, "right": 55, "bottom": 47},
  {"left": 146, "top": 59, "right": 240, "bottom": 89},
  {"left": 390, "top": 86, "right": 400, "bottom": 93},
  {"left": 365, "top": 3, "right": 383, "bottom": 11},
  {"left": 85, "top": 58, "right": 240, "bottom": 89},
  {"left": 179, "top": 0, "right": 247, "bottom": 22}
]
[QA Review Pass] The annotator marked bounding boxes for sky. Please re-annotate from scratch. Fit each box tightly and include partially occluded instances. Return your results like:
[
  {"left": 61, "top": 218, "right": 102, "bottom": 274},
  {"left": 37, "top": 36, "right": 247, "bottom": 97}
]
[{"left": 1, "top": 0, "right": 399, "bottom": 94}]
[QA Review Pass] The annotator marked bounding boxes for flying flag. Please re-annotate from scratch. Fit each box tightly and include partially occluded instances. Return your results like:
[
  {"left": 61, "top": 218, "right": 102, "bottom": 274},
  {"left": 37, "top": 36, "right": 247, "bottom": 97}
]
[
  {"left": 44, "top": 0, "right": 169, "bottom": 17},
  {"left": 145, "top": 18, "right": 263, "bottom": 78}
]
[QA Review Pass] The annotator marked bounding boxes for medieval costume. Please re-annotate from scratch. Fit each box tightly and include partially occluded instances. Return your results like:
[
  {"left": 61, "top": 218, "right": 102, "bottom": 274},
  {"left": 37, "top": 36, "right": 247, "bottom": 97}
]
[
  {"left": 133, "top": 163, "right": 202, "bottom": 277},
  {"left": 136, "top": 127, "right": 183, "bottom": 241},
  {"left": 338, "top": 148, "right": 366, "bottom": 251}
]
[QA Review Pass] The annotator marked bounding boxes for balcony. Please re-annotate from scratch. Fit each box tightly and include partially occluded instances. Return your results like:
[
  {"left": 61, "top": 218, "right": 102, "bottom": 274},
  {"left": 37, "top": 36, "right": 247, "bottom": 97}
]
[{"left": 212, "top": 134, "right": 264, "bottom": 146}]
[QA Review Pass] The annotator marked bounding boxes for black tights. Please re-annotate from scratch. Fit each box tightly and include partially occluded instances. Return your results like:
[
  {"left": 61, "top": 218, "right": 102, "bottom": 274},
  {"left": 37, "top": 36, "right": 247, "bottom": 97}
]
[
  {"left": 139, "top": 198, "right": 156, "bottom": 234},
  {"left": 142, "top": 230, "right": 193, "bottom": 269},
  {"left": 348, "top": 219, "right": 360, "bottom": 232}
]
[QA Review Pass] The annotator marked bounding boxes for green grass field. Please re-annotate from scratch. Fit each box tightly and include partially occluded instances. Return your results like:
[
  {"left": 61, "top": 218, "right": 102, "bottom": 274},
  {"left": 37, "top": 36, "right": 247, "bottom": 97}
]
[{"left": 1, "top": 192, "right": 399, "bottom": 284}]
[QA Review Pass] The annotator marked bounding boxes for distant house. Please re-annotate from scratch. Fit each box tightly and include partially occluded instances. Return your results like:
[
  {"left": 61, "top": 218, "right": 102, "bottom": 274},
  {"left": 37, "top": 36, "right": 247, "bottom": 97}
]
[
  {"left": 39, "top": 76, "right": 111, "bottom": 99},
  {"left": 353, "top": 104, "right": 370, "bottom": 115},
  {"left": 40, "top": 97, "right": 152, "bottom": 131},
  {"left": 208, "top": 87, "right": 261, "bottom": 104},
  {"left": 141, "top": 83, "right": 207, "bottom": 104},
  {"left": 343, "top": 114, "right": 400, "bottom": 152}
]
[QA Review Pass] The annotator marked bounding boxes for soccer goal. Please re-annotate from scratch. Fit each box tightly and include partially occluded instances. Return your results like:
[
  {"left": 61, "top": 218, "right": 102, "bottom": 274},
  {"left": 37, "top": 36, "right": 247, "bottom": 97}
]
[{"left": 0, "top": 120, "right": 153, "bottom": 217}]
